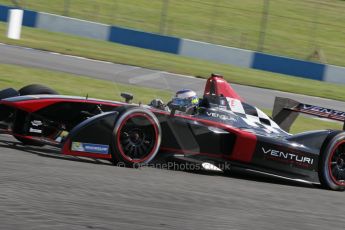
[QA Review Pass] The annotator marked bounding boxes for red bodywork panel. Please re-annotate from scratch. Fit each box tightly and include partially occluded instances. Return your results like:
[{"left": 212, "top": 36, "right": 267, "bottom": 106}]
[
  {"left": 1, "top": 97, "right": 123, "bottom": 113},
  {"left": 204, "top": 74, "right": 243, "bottom": 101},
  {"left": 228, "top": 131, "right": 257, "bottom": 163}
]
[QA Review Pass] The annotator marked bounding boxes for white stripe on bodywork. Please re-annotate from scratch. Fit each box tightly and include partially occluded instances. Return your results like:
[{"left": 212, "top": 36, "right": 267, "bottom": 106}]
[
  {"left": 227, "top": 98, "right": 245, "bottom": 114},
  {"left": 245, "top": 114, "right": 260, "bottom": 124},
  {"left": 263, "top": 124, "right": 279, "bottom": 133},
  {"left": 256, "top": 107, "right": 282, "bottom": 129},
  {"left": 225, "top": 96, "right": 288, "bottom": 133},
  {"left": 242, "top": 117, "right": 259, "bottom": 128},
  {"left": 256, "top": 107, "right": 270, "bottom": 119},
  {"left": 269, "top": 120, "right": 281, "bottom": 129}
]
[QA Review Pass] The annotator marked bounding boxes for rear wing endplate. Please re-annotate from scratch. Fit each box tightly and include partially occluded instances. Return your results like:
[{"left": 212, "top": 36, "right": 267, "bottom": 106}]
[{"left": 272, "top": 97, "right": 345, "bottom": 132}]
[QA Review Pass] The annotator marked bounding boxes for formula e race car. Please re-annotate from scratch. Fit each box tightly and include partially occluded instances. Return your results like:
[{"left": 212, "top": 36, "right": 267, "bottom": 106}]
[{"left": 1, "top": 74, "right": 345, "bottom": 191}]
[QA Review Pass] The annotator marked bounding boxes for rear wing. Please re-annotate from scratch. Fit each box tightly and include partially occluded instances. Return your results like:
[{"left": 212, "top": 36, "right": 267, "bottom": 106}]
[{"left": 272, "top": 97, "right": 345, "bottom": 132}]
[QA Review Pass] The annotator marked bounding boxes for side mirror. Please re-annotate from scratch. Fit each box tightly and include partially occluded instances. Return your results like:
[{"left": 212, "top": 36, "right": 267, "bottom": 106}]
[
  {"left": 121, "top": 92, "right": 134, "bottom": 103},
  {"left": 169, "top": 103, "right": 194, "bottom": 116},
  {"left": 169, "top": 103, "right": 187, "bottom": 113}
]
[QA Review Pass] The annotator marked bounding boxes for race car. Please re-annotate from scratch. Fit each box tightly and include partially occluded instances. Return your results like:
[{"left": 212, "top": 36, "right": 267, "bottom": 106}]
[{"left": 0, "top": 73, "right": 345, "bottom": 191}]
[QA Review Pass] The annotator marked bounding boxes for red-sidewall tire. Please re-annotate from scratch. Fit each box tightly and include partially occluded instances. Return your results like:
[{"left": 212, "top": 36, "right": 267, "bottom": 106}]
[
  {"left": 319, "top": 132, "right": 345, "bottom": 191},
  {"left": 111, "top": 107, "right": 161, "bottom": 167}
]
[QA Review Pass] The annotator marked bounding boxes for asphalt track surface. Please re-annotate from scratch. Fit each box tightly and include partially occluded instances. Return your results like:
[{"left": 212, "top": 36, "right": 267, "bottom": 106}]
[{"left": 1, "top": 43, "right": 345, "bottom": 229}]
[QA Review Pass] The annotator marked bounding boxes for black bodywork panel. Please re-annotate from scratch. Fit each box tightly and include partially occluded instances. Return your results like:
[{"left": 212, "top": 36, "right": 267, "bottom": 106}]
[
  {"left": 67, "top": 111, "right": 119, "bottom": 146},
  {"left": 157, "top": 114, "right": 236, "bottom": 156}
]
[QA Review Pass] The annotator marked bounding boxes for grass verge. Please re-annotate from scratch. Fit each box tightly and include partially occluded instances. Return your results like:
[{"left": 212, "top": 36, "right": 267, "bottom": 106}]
[{"left": 0, "top": 64, "right": 172, "bottom": 103}]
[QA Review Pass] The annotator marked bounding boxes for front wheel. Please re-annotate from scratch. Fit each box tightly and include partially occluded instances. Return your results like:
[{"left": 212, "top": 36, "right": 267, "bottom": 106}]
[
  {"left": 319, "top": 132, "right": 345, "bottom": 191},
  {"left": 111, "top": 107, "right": 161, "bottom": 167}
]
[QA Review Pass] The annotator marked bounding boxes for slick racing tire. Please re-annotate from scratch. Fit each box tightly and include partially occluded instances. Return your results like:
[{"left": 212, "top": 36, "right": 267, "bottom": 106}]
[
  {"left": 319, "top": 132, "right": 345, "bottom": 191},
  {"left": 111, "top": 107, "right": 161, "bottom": 167},
  {"left": 19, "top": 84, "right": 59, "bottom": 96},
  {"left": 14, "top": 84, "right": 58, "bottom": 146}
]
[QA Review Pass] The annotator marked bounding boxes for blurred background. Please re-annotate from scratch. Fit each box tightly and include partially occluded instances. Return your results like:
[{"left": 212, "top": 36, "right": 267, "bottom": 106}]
[{"left": 3, "top": 0, "right": 345, "bottom": 66}]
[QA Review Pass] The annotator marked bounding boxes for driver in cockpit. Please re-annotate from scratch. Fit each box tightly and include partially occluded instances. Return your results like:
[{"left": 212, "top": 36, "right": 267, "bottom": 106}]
[{"left": 149, "top": 89, "right": 199, "bottom": 115}]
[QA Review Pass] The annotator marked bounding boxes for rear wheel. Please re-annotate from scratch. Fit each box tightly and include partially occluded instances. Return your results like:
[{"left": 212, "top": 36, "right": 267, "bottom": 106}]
[
  {"left": 111, "top": 107, "right": 161, "bottom": 167},
  {"left": 19, "top": 84, "right": 58, "bottom": 96},
  {"left": 14, "top": 84, "right": 58, "bottom": 146},
  {"left": 319, "top": 133, "right": 345, "bottom": 191}
]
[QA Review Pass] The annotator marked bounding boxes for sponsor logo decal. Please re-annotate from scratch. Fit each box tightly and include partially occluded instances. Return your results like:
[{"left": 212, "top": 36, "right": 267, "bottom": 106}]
[
  {"left": 71, "top": 142, "right": 109, "bottom": 154},
  {"left": 296, "top": 104, "right": 345, "bottom": 120},
  {"left": 29, "top": 128, "right": 42, "bottom": 134},
  {"left": 31, "top": 120, "right": 43, "bottom": 127},
  {"left": 29, "top": 120, "right": 43, "bottom": 134},
  {"left": 262, "top": 147, "right": 314, "bottom": 168},
  {"left": 206, "top": 111, "right": 235, "bottom": 121}
]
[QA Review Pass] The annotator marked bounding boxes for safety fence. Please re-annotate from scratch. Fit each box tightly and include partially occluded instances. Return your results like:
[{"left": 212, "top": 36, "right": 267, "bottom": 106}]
[{"left": 1, "top": 5, "right": 345, "bottom": 84}]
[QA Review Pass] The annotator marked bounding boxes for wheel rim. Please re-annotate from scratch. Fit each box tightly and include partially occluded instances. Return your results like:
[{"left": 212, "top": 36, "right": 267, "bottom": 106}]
[
  {"left": 328, "top": 141, "right": 345, "bottom": 185},
  {"left": 116, "top": 113, "right": 158, "bottom": 163}
]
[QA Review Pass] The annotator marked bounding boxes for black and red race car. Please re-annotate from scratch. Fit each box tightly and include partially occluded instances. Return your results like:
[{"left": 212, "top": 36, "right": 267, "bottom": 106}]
[{"left": 1, "top": 74, "right": 345, "bottom": 191}]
